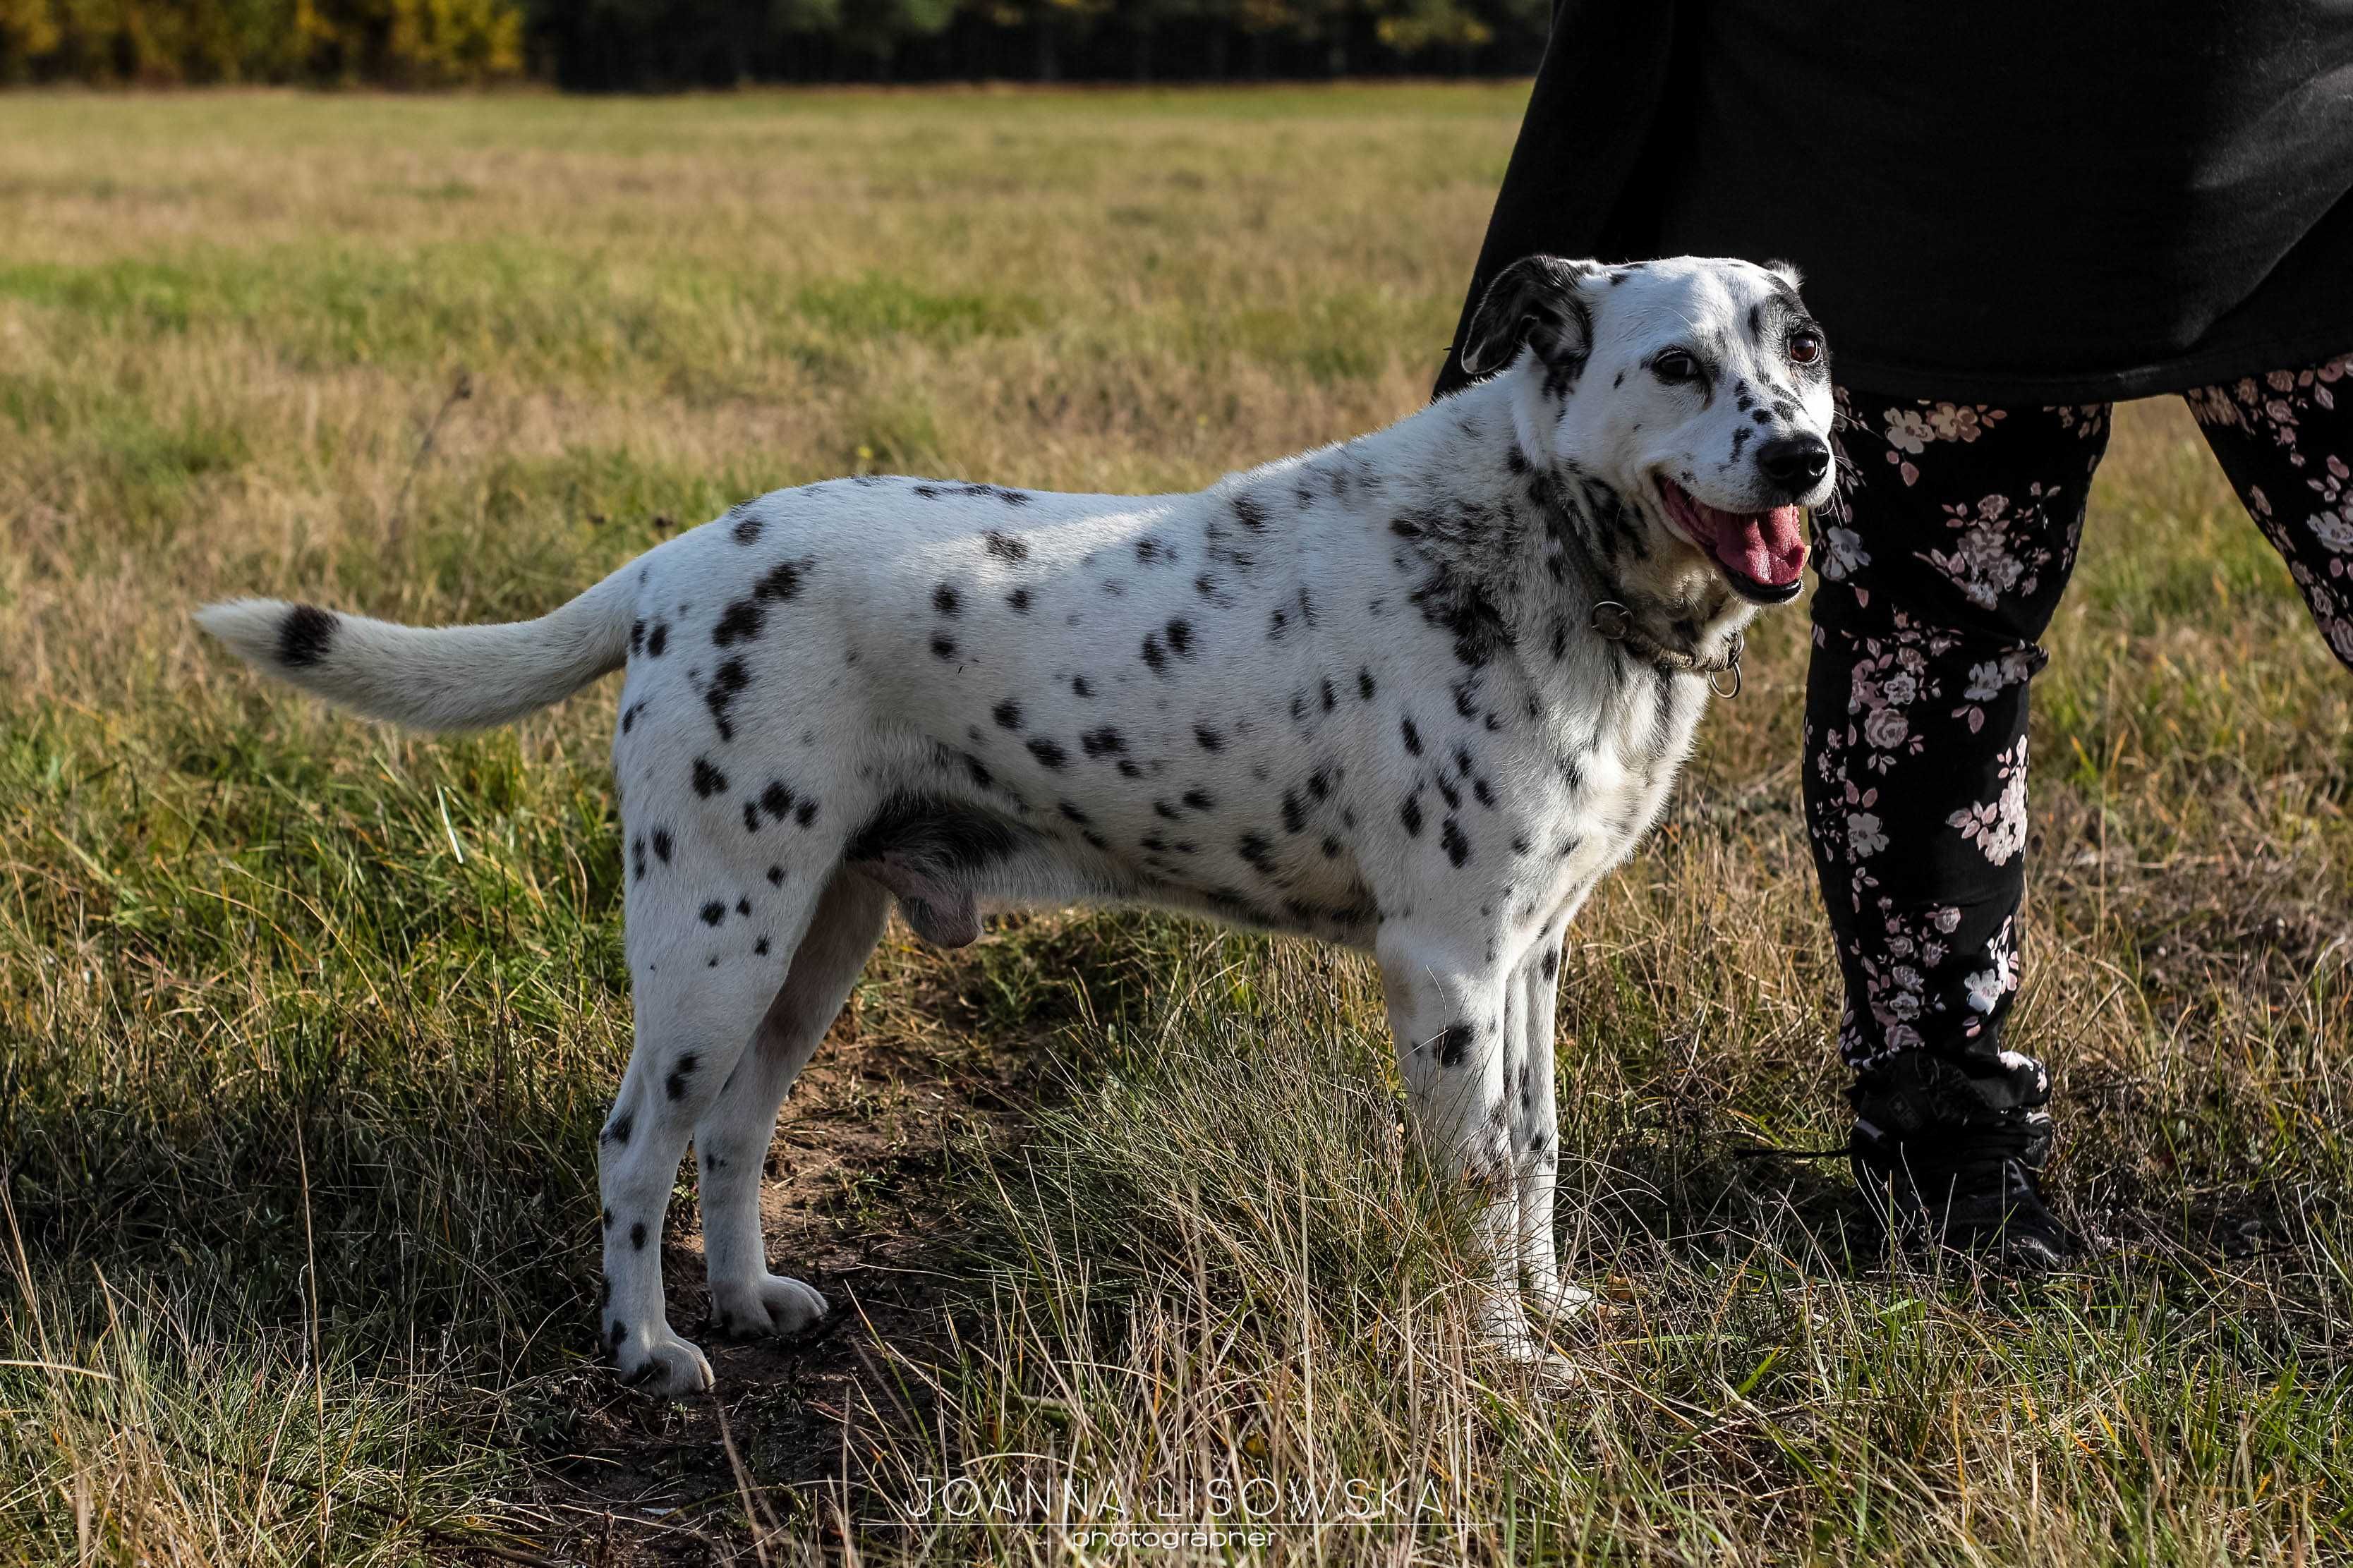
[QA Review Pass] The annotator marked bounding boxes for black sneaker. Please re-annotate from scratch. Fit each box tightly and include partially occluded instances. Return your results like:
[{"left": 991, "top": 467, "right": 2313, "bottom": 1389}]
[
  {"left": 1849, "top": 1115, "right": 2076, "bottom": 1269},
  {"left": 1848, "top": 1054, "right": 2076, "bottom": 1269}
]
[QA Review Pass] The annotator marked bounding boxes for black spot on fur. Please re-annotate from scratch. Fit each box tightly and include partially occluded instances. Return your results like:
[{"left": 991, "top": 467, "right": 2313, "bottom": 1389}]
[
  {"left": 1441, "top": 818, "right": 1471, "bottom": 867},
  {"left": 933, "top": 583, "right": 961, "bottom": 616},
  {"left": 1542, "top": 949, "right": 1559, "bottom": 980},
  {"left": 1281, "top": 792, "right": 1307, "bottom": 834},
  {"left": 931, "top": 634, "right": 958, "bottom": 660},
  {"left": 767, "top": 864, "right": 785, "bottom": 885},
  {"left": 1181, "top": 788, "right": 1215, "bottom": 812},
  {"left": 1027, "top": 736, "right": 1067, "bottom": 770},
  {"left": 754, "top": 937, "right": 770, "bottom": 956},
  {"left": 993, "top": 699, "right": 1023, "bottom": 730},
  {"left": 708, "top": 560, "right": 806, "bottom": 650},
  {"left": 1357, "top": 667, "right": 1376, "bottom": 700},
  {"left": 700, "top": 901, "right": 726, "bottom": 926},
  {"left": 1194, "top": 724, "right": 1224, "bottom": 753},
  {"left": 629, "top": 619, "right": 645, "bottom": 655},
  {"left": 631, "top": 837, "right": 647, "bottom": 880},
  {"left": 711, "top": 600, "right": 763, "bottom": 646},
  {"left": 703, "top": 657, "right": 750, "bottom": 741},
  {"left": 1232, "top": 494, "right": 1270, "bottom": 532},
  {"left": 730, "top": 508, "right": 763, "bottom": 545},
  {"left": 1140, "top": 633, "right": 1168, "bottom": 673},
  {"left": 277, "top": 604, "right": 337, "bottom": 668},
  {"left": 794, "top": 798, "right": 816, "bottom": 827},
  {"left": 743, "top": 802, "right": 761, "bottom": 833},
  {"left": 603, "top": 1113, "right": 633, "bottom": 1147},
  {"left": 693, "top": 758, "right": 729, "bottom": 798},
  {"left": 652, "top": 830, "right": 673, "bottom": 863},
  {"left": 647, "top": 623, "right": 668, "bottom": 657},
  {"left": 984, "top": 530, "right": 1029, "bottom": 562},
  {"left": 1401, "top": 716, "right": 1423, "bottom": 755},
  {"left": 1081, "top": 727, "right": 1125, "bottom": 757},
  {"left": 1006, "top": 588, "right": 1031, "bottom": 614},
  {"left": 1401, "top": 794, "right": 1424, "bottom": 837},
  {"left": 1436, "top": 1023, "right": 1474, "bottom": 1067},
  {"left": 1071, "top": 675, "right": 1093, "bottom": 698},
  {"left": 631, "top": 1220, "right": 648, "bottom": 1249},
  {"left": 1164, "top": 619, "right": 1194, "bottom": 657},
  {"left": 1237, "top": 832, "right": 1276, "bottom": 874},
  {"left": 1410, "top": 565, "right": 1510, "bottom": 670},
  {"left": 736, "top": 898, "right": 751, "bottom": 916}
]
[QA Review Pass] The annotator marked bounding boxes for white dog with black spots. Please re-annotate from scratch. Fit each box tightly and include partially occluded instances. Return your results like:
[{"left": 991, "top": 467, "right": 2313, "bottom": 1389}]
[{"left": 202, "top": 255, "right": 1837, "bottom": 1392}]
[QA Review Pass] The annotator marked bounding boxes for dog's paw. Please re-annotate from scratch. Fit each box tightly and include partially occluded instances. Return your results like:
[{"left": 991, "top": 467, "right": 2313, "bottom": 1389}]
[
  {"left": 1475, "top": 1294, "right": 1585, "bottom": 1388},
  {"left": 710, "top": 1272, "right": 828, "bottom": 1339},
  {"left": 1524, "top": 1270, "right": 1599, "bottom": 1325},
  {"left": 610, "top": 1320, "right": 715, "bottom": 1395}
]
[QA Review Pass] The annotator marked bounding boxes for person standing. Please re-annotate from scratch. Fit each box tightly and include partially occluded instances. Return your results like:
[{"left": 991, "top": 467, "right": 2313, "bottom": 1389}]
[{"left": 1436, "top": 4, "right": 2353, "bottom": 1263}]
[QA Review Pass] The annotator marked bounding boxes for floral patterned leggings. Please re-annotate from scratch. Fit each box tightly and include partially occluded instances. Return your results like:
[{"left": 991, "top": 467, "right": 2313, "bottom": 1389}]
[{"left": 1805, "top": 355, "right": 2353, "bottom": 1128}]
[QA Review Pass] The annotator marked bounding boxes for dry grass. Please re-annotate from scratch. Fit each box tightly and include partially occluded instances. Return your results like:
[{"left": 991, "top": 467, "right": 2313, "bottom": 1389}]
[{"left": 0, "top": 85, "right": 2348, "bottom": 1565}]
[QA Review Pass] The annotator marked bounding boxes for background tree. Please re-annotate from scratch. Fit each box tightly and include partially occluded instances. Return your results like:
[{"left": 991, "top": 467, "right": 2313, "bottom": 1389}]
[{"left": 0, "top": 0, "right": 1548, "bottom": 87}]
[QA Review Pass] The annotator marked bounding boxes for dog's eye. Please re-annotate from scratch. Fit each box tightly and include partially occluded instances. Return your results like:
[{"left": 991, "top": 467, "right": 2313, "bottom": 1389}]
[
  {"left": 1789, "top": 332, "right": 1822, "bottom": 365},
  {"left": 1652, "top": 350, "right": 1700, "bottom": 384}
]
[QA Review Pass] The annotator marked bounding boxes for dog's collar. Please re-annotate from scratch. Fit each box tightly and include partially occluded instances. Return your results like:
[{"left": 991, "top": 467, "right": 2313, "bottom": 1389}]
[
  {"left": 1590, "top": 600, "right": 1744, "bottom": 698},
  {"left": 1530, "top": 466, "right": 1747, "bottom": 695}
]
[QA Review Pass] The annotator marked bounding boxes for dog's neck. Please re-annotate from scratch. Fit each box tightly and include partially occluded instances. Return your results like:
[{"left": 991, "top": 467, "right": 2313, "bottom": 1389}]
[{"left": 1359, "top": 372, "right": 1754, "bottom": 680}]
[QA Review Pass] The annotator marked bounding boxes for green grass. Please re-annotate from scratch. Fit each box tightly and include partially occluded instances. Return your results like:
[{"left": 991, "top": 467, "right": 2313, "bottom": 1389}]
[{"left": 0, "top": 84, "right": 2349, "bottom": 1565}]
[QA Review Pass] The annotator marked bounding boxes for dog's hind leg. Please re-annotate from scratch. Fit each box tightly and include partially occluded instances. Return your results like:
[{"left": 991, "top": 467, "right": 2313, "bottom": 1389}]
[
  {"left": 599, "top": 847, "right": 840, "bottom": 1394},
  {"left": 695, "top": 867, "right": 890, "bottom": 1340},
  {"left": 1374, "top": 921, "right": 1539, "bottom": 1361}
]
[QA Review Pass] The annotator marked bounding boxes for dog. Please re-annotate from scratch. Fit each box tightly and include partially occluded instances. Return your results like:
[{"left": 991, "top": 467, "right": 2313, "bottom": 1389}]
[{"left": 200, "top": 255, "right": 1834, "bottom": 1392}]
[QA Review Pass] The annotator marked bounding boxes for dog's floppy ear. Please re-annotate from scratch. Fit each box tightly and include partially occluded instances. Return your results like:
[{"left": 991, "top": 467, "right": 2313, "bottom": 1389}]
[{"left": 1457, "top": 256, "right": 1601, "bottom": 380}]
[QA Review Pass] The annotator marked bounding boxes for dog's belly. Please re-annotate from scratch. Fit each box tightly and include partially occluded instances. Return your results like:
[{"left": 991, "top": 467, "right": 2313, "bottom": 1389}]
[{"left": 844, "top": 784, "right": 1386, "bottom": 951}]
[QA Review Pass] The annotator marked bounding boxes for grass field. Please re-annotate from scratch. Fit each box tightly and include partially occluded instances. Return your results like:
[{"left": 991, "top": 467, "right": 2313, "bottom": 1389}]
[{"left": 1, "top": 84, "right": 2349, "bottom": 1566}]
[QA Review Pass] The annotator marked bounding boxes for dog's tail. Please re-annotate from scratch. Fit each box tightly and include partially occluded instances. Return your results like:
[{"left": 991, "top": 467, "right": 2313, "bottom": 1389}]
[{"left": 197, "top": 566, "right": 637, "bottom": 731}]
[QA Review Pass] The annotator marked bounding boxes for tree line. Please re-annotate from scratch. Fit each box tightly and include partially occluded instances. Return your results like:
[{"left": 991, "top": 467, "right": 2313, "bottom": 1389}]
[{"left": 0, "top": 0, "right": 1554, "bottom": 90}]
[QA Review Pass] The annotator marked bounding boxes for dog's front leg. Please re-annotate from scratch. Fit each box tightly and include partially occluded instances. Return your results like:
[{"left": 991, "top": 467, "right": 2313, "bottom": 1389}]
[
  {"left": 1513, "top": 937, "right": 1593, "bottom": 1325},
  {"left": 1375, "top": 923, "right": 1538, "bottom": 1360}
]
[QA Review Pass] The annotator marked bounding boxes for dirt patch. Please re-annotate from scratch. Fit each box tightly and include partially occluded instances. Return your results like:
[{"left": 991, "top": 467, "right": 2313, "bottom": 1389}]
[{"left": 499, "top": 951, "right": 1068, "bottom": 1565}]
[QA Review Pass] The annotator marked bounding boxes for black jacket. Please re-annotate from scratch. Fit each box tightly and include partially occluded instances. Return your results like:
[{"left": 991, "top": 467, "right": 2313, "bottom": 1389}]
[{"left": 1439, "top": 3, "right": 2353, "bottom": 402}]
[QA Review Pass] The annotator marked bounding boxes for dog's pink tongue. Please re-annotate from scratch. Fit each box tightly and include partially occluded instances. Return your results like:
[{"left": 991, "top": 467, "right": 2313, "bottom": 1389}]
[{"left": 1711, "top": 504, "right": 1809, "bottom": 587}]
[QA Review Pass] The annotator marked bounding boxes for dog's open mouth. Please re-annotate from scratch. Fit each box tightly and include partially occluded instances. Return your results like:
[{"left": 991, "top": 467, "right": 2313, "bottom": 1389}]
[{"left": 1657, "top": 478, "right": 1809, "bottom": 604}]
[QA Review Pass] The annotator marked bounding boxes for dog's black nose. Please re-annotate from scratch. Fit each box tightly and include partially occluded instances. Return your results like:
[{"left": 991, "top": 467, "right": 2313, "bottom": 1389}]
[{"left": 1758, "top": 434, "right": 1831, "bottom": 489}]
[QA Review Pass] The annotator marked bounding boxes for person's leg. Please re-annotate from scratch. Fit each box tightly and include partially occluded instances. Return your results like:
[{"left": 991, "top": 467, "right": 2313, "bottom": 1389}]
[
  {"left": 1804, "top": 389, "right": 2114, "bottom": 1263},
  {"left": 2183, "top": 355, "right": 2353, "bottom": 671}
]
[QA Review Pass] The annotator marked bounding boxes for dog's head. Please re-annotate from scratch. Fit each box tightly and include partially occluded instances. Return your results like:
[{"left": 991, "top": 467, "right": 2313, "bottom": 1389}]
[{"left": 1460, "top": 255, "right": 1836, "bottom": 607}]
